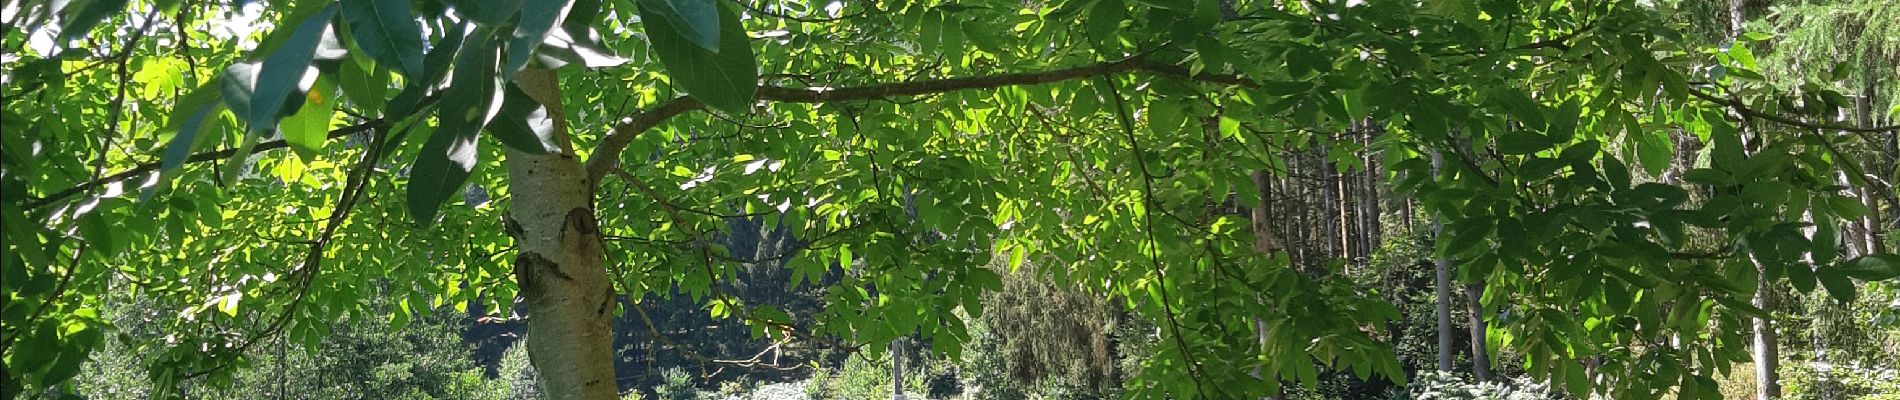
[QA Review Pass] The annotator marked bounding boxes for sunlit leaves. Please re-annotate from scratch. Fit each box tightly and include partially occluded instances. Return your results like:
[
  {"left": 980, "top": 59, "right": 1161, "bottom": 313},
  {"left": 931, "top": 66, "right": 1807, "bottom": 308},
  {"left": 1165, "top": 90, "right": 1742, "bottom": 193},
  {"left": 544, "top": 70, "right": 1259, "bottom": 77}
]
[{"left": 639, "top": 1, "right": 757, "bottom": 113}]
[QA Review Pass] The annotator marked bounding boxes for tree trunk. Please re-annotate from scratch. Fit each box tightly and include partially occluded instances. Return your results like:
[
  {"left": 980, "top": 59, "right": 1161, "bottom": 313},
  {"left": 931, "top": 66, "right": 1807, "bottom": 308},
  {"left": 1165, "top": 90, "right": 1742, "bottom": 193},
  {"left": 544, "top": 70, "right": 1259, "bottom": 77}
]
[
  {"left": 1430, "top": 151, "right": 1454, "bottom": 372},
  {"left": 1752, "top": 273, "right": 1781, "bottom": 400},
  {"left": 1465, "top": 283, "right": 1493, "bottom": 382},
  {"left": 1251, "top": 170, "right": 1286, "bottom": 399},
  {"left": 892, "top": 339, "right": 905, "bottom": 400},
  {"left": 1857, "top": 51, "right": 1885, "bottom": 255},
  {"left": 505, "top": 69, "right": 621, "bottom": 400}
]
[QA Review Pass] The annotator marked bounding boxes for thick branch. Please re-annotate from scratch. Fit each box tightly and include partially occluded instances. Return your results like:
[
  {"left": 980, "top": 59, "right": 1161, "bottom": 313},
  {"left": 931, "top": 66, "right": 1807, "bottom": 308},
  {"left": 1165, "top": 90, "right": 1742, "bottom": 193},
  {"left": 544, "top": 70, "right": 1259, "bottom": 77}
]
[{"left": 583, "top": 57, "right": 1256, "bottom": 183}]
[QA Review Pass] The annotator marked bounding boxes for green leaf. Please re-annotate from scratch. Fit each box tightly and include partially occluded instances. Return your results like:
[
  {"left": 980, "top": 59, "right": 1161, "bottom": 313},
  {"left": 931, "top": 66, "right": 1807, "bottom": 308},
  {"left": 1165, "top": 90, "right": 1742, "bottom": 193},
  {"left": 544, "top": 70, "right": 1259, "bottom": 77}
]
[
  {"left": 243, "top": 5, "right": 337, "bottom": 134},
  {"left": 486, "top": 83, "right": 560, "bottom": 154},
  {"left": 1838, "top": 254, "right": 1900, "bottom": 281},
  {"left": 445, "top": 0, "right": 522, "bottom": 26},
  {"left": 1728, "top": 44, "right": 1758, "bottom": 70},
  {"left": 341, "top": 0, "right": 426, "bottom": 78},
  {"left": 1815, "top": 267, "right": 1856, "bottom": 303},
  {"left": 1811, "top": 212, "right": 1838, "bottom": 265},
  {"left": 1440, "top": 217, "right": 1493, "bottom": 257},
  {"left": 338, "top": 55, "right": 388, "bottom": 112},
  {"left": 408, "top": 30, "right": 501, "bottom": 224},
  {"left": 78, "top": 213, "right": 118, "bottom": 255},
  {"left": 55, "top": 0, "right": 129, "bottom": 43},
  {"left": 387, "top": 23, "right": 470, "bottom": 121},
  {"left": 1550, "top": 99, "right": 1581, "bottom": 140},
  {"left": 280, "top": 76, "right": 339, "bottom": 161},
  {"left": 640, "top": 2, "right": 757, "bottom": 113},
  {"left": 1086, "top": 0, "right": 1126, "bottom": 49},
  {"left": 1787, "top": 263, "right": 1815, "bottom": 293},
  {"left": 1497, "top": 131, "right": 1556, "bottom": 155},
  {"left": 1636, "top": 130, "right": 1673, "bottom": 176},
  {"left": 41, "top": 342, "right": 88, "bottom": 387},
  {"left": 636, "top": 0, "right": 719, "bottom": 51},
  {"left": 221, "top": 62, "right": 262, "bottom": 124},
  {"left": 160, "top": 82, "right": 225, "bottom": 172},
  {"left": 1492, "top": 88, "right": 1546, "bottom": 129},
  {"left": 1008, "top": 243, "right": 1027, "bottom": 272},
  {"left": 504, "top": 0, "right": 576, "bottom": 78},
  {"left": 1827, "top": 195, "right": 1870, "bottom": 219}
]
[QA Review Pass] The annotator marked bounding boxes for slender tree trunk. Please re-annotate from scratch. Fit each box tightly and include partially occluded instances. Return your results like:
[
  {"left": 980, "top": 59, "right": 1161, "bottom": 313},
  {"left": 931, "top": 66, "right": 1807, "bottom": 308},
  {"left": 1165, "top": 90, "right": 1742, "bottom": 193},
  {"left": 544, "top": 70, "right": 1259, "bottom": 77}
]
[
  {"left": 892, "top": 339, "right": 905, "bottom": 399},
  {"left": 1857, "top": 52, "right": 1884, "bottom": 255},
  {"left": 1251, "top": 170, "right": 1287, "bottom": 399},
  {"left": 1465, "top": 283, "right": 1493, "bottom": 382},
  {"left": 506, "top": 69, "right": 620, "bottom": 400},
  {"left": 1752, "top": 272, "right": 1781, "bottom": 400},
  {"left": 1430, "top": 150, "right": 1454, "bottom": 372},
  {"left": 1721, "top": 3, "right": 1782, "bottom": 398}
]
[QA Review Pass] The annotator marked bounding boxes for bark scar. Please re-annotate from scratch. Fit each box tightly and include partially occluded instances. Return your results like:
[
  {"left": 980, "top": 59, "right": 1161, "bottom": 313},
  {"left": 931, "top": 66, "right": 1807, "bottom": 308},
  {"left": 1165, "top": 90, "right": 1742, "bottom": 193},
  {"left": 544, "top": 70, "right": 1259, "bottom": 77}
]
[
  {"left": 565, "top": 207, "right": 599, "bottom": 235},
  {"left": 596, "top": 288, "right": 615, "bottom": 317},
  {"left": 514, "top": 252, "right": 574, "bottom": 288},
  {"left": 503, "top": 216, "right": 525, "bottom": 240}
]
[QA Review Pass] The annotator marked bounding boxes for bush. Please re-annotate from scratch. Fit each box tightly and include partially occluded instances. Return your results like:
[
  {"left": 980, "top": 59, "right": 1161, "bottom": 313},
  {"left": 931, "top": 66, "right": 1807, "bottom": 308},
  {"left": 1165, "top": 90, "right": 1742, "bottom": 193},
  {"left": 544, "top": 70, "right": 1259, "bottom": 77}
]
[
  {"left": 499, "top": 341, "right": 543, "bottom": 400},
  {"left": 804, "top": 353, "right": 926, "bottom": 399},
  {"left": 1400, "top": 371, "right": 1559, "bottom": 400},
  {"left": 655, "top": 367, "right": 697, "bottom": 400},
  {"left": 1783, "top": 361, "right": 1900, "bottom": 400}
]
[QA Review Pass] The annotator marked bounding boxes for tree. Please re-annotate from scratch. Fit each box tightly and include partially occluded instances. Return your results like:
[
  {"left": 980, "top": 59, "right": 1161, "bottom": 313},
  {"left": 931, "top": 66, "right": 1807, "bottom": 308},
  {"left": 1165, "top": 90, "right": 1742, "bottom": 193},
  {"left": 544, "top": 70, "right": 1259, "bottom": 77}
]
[{"left": 5, "top": 0, "right": 1900, "bottom": 400}]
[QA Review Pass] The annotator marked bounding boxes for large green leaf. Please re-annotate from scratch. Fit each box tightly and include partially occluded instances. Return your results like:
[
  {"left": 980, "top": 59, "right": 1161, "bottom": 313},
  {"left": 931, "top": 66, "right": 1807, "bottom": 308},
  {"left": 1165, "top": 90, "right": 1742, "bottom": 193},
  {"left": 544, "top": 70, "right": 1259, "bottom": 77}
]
[
  {"left": 640, "top": 1, "right": 757, "bottom": 113},
  {"left": 1635, "top": 130, "right": 1673, "bottom": 176},
  {"left": 279, "top": 76, "right": 339, "bottom": 161},
  {"left": 636, "top": 0, "right": 720, "bottom": 51},
  {"left": 503, "top": 0, "right": 575, "bottom": 78},
  {"left": 1086, "top": 0, "right": 1126, "bottom": 49},
  {"left": 1838, "top": 254, "right": 1900, "bottom": 281},
  {"left": 54, "top": 0, "right": 129, "bottom": 43},
  {"left": 244, "top": 4, "right": 337, "bottom": 134},
  {"left": 485, "top": 83, "right": 560, "bottom": 154},
  {"left": 386, "top": 22, "right": 471, "bottom": 121},
  {"left": 341, "top": 0, "right": 426, "bottom": 78},
  {"left": 444, "top": 0, "right": 522, "bottom": 26},
  {"left": 407, "top": 29, "right": 501, "bottom": 224},
  {"left": 338, "top": 55, "right": 389, "bottom": 112},
  {"left": 1814, "top": 266, "right": 1856, "bottom": 303},
  {"left": 1497, "top": 131, "right": 1556, "bottom": 155},
  {"left": 160, "top": 81, "right": 225, "bottom": 172}
]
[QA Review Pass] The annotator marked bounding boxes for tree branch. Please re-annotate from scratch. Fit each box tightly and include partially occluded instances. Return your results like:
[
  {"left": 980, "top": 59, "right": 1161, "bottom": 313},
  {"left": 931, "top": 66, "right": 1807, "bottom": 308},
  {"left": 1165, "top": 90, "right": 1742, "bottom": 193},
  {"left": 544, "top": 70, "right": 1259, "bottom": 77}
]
[
  {"left": 22, "top": 119, "right": 388, "bottom": 211},
  {"left": 583, "top": 56, "right": 1258, "bottom": 184},
  {"left": 1689, "top": 88, "right": 1900, "bottom": 133}
]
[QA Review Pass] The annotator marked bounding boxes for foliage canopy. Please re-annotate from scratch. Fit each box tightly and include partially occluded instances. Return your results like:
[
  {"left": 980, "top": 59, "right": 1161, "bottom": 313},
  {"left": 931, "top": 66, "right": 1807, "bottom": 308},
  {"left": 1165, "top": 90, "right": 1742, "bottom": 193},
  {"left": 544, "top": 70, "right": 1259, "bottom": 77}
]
[{"left": 2, "top": 0, "right": 1897, "bottom": 398}]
